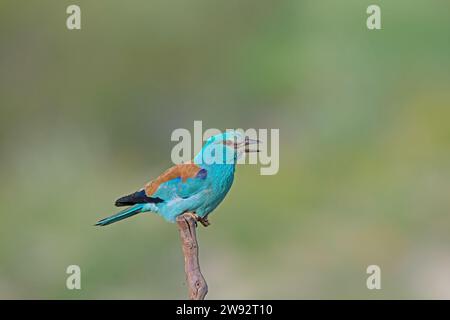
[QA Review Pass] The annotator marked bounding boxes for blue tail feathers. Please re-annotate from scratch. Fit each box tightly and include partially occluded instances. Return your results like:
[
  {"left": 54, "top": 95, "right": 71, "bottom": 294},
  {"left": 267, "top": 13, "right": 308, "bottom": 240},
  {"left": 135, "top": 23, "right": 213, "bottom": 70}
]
[{"left": 95, "top": 204, "right": 144, "bottom": 226}]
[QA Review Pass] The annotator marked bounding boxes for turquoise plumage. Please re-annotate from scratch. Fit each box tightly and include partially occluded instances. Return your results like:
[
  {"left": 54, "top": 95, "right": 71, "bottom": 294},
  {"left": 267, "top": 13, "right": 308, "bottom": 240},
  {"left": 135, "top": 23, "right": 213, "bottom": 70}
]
[{"left": 95, "top": 131, "right": 259, "bottom": 226}]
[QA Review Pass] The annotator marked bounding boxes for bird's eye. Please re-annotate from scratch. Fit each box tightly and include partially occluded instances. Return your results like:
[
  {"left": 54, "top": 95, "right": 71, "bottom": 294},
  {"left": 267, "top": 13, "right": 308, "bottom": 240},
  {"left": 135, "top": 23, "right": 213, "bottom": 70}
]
[{"left": 223, "top": 140, "right": 234, "bottom": 146}]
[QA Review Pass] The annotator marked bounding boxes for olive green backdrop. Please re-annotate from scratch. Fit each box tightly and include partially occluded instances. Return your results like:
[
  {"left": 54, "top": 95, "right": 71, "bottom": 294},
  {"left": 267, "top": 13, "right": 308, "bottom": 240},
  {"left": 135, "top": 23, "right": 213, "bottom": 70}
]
[{"left": 1, "top": 0, "right": 449, "bottom": 299}]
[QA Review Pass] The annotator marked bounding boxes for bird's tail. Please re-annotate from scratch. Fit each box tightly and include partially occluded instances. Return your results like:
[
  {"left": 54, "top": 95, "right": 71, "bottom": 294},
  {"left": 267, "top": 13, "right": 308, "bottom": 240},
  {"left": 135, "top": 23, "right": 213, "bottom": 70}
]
[{"left": 95, "top": 204, "right": 144, "bottom": 226}]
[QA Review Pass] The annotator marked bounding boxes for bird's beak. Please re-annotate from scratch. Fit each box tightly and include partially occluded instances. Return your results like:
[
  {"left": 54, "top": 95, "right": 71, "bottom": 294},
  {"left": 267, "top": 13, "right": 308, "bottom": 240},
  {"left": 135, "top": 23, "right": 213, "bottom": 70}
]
[{"left": 244, "top": 136, "right": 260, "bottom": 153}]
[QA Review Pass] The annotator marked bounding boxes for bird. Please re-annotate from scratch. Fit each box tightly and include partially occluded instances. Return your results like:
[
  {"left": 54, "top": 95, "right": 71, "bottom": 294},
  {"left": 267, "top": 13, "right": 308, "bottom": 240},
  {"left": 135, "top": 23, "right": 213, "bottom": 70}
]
[{"left": 95, "top": 131, "right": 259, "bottom": 227}]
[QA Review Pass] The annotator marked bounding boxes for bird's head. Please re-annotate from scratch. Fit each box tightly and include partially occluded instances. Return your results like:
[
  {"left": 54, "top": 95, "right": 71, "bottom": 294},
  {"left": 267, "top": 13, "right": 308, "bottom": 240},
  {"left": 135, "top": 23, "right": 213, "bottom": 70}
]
[{"left": 194, "top": 131, "right": 260, "bottom": 165}]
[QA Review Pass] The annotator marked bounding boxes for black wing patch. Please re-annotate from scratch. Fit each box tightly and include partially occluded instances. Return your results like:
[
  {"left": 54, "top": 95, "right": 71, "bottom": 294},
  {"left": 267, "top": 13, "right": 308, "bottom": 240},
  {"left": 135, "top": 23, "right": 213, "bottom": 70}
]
[{"left": 115, "top": 190, "right": 164, "bottom": 207}]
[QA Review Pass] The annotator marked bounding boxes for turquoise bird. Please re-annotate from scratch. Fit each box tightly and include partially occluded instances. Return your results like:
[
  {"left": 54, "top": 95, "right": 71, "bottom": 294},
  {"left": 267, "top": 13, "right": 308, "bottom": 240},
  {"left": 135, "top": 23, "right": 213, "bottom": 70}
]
[{"left": 95, "top": 131, "right": 259, "bottom": 227}]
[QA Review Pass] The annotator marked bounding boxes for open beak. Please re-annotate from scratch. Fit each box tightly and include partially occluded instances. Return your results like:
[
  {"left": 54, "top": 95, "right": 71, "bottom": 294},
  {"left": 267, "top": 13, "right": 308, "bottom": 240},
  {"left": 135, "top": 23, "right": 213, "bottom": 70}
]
[{"left": 244, "top": 136, "right": 260, "bottom": 153}]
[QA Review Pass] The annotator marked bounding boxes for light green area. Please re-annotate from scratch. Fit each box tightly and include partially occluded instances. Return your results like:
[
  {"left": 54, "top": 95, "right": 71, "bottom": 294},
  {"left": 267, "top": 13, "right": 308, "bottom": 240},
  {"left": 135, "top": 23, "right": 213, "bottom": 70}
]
[{"left": 1, "top": 0, "right": 450, "bottom": 299}]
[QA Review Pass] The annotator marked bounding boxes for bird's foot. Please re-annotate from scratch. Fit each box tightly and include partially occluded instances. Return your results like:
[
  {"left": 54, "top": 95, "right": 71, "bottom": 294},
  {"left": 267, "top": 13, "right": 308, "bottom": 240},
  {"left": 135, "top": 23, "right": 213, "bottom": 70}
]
[
  {"left": 184, "top": 212, "right": 199, "bottom": 226},
  {"left": 198, "top": 216, "right": 210, "bottom": 227},
  {"left": 184, "top": 212, "right": 210, "bottom": 227}
]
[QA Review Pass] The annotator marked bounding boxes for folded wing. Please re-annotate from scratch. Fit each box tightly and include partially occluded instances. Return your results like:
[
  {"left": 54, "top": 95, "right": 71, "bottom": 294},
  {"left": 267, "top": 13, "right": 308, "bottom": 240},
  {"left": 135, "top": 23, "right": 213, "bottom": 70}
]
[{"left": 115, "top": 163, "right": 208, "bottom": 206}]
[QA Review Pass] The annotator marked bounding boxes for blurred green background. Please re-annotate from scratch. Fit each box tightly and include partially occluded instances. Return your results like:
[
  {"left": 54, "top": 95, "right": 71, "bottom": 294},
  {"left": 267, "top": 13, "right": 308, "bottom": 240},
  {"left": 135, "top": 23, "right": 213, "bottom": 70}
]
[{"left": 1, "top": 0, "right": 450, "bottom": 299}]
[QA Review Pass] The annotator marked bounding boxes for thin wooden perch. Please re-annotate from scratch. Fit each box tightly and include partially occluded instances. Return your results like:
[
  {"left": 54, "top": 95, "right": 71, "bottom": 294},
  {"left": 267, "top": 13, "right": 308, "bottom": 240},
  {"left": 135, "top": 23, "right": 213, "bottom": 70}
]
[{"left": 176, "top": 213, "right": 208, "bottom": 300}]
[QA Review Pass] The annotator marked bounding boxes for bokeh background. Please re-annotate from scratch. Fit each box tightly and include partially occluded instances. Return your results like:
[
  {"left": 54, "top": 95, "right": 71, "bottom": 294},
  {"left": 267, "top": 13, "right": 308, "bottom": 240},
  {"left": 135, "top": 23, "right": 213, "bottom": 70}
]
[{"left": 1, "top": 0, "right": 450, "bottom": 299}]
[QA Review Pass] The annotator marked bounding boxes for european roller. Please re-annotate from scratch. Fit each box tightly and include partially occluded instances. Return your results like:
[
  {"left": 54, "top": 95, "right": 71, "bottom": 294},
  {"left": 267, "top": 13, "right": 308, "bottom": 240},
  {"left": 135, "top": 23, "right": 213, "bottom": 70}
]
[{"left": 95, "top": 131, "right": 259, "bottom": 227}]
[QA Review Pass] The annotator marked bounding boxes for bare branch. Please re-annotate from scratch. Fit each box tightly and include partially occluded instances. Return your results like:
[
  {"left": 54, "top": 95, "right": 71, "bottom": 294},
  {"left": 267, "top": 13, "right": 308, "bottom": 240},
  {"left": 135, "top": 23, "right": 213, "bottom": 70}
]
[{"left": 176, "top": 213, "right": 208, "bottom": 300}]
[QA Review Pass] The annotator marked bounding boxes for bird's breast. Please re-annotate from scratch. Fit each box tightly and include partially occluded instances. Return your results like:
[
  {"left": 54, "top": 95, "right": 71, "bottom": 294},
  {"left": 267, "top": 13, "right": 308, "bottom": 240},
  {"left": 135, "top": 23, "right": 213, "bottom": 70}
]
[{"left": 209, "top": 167, "right": 235, "bottom": 196}]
